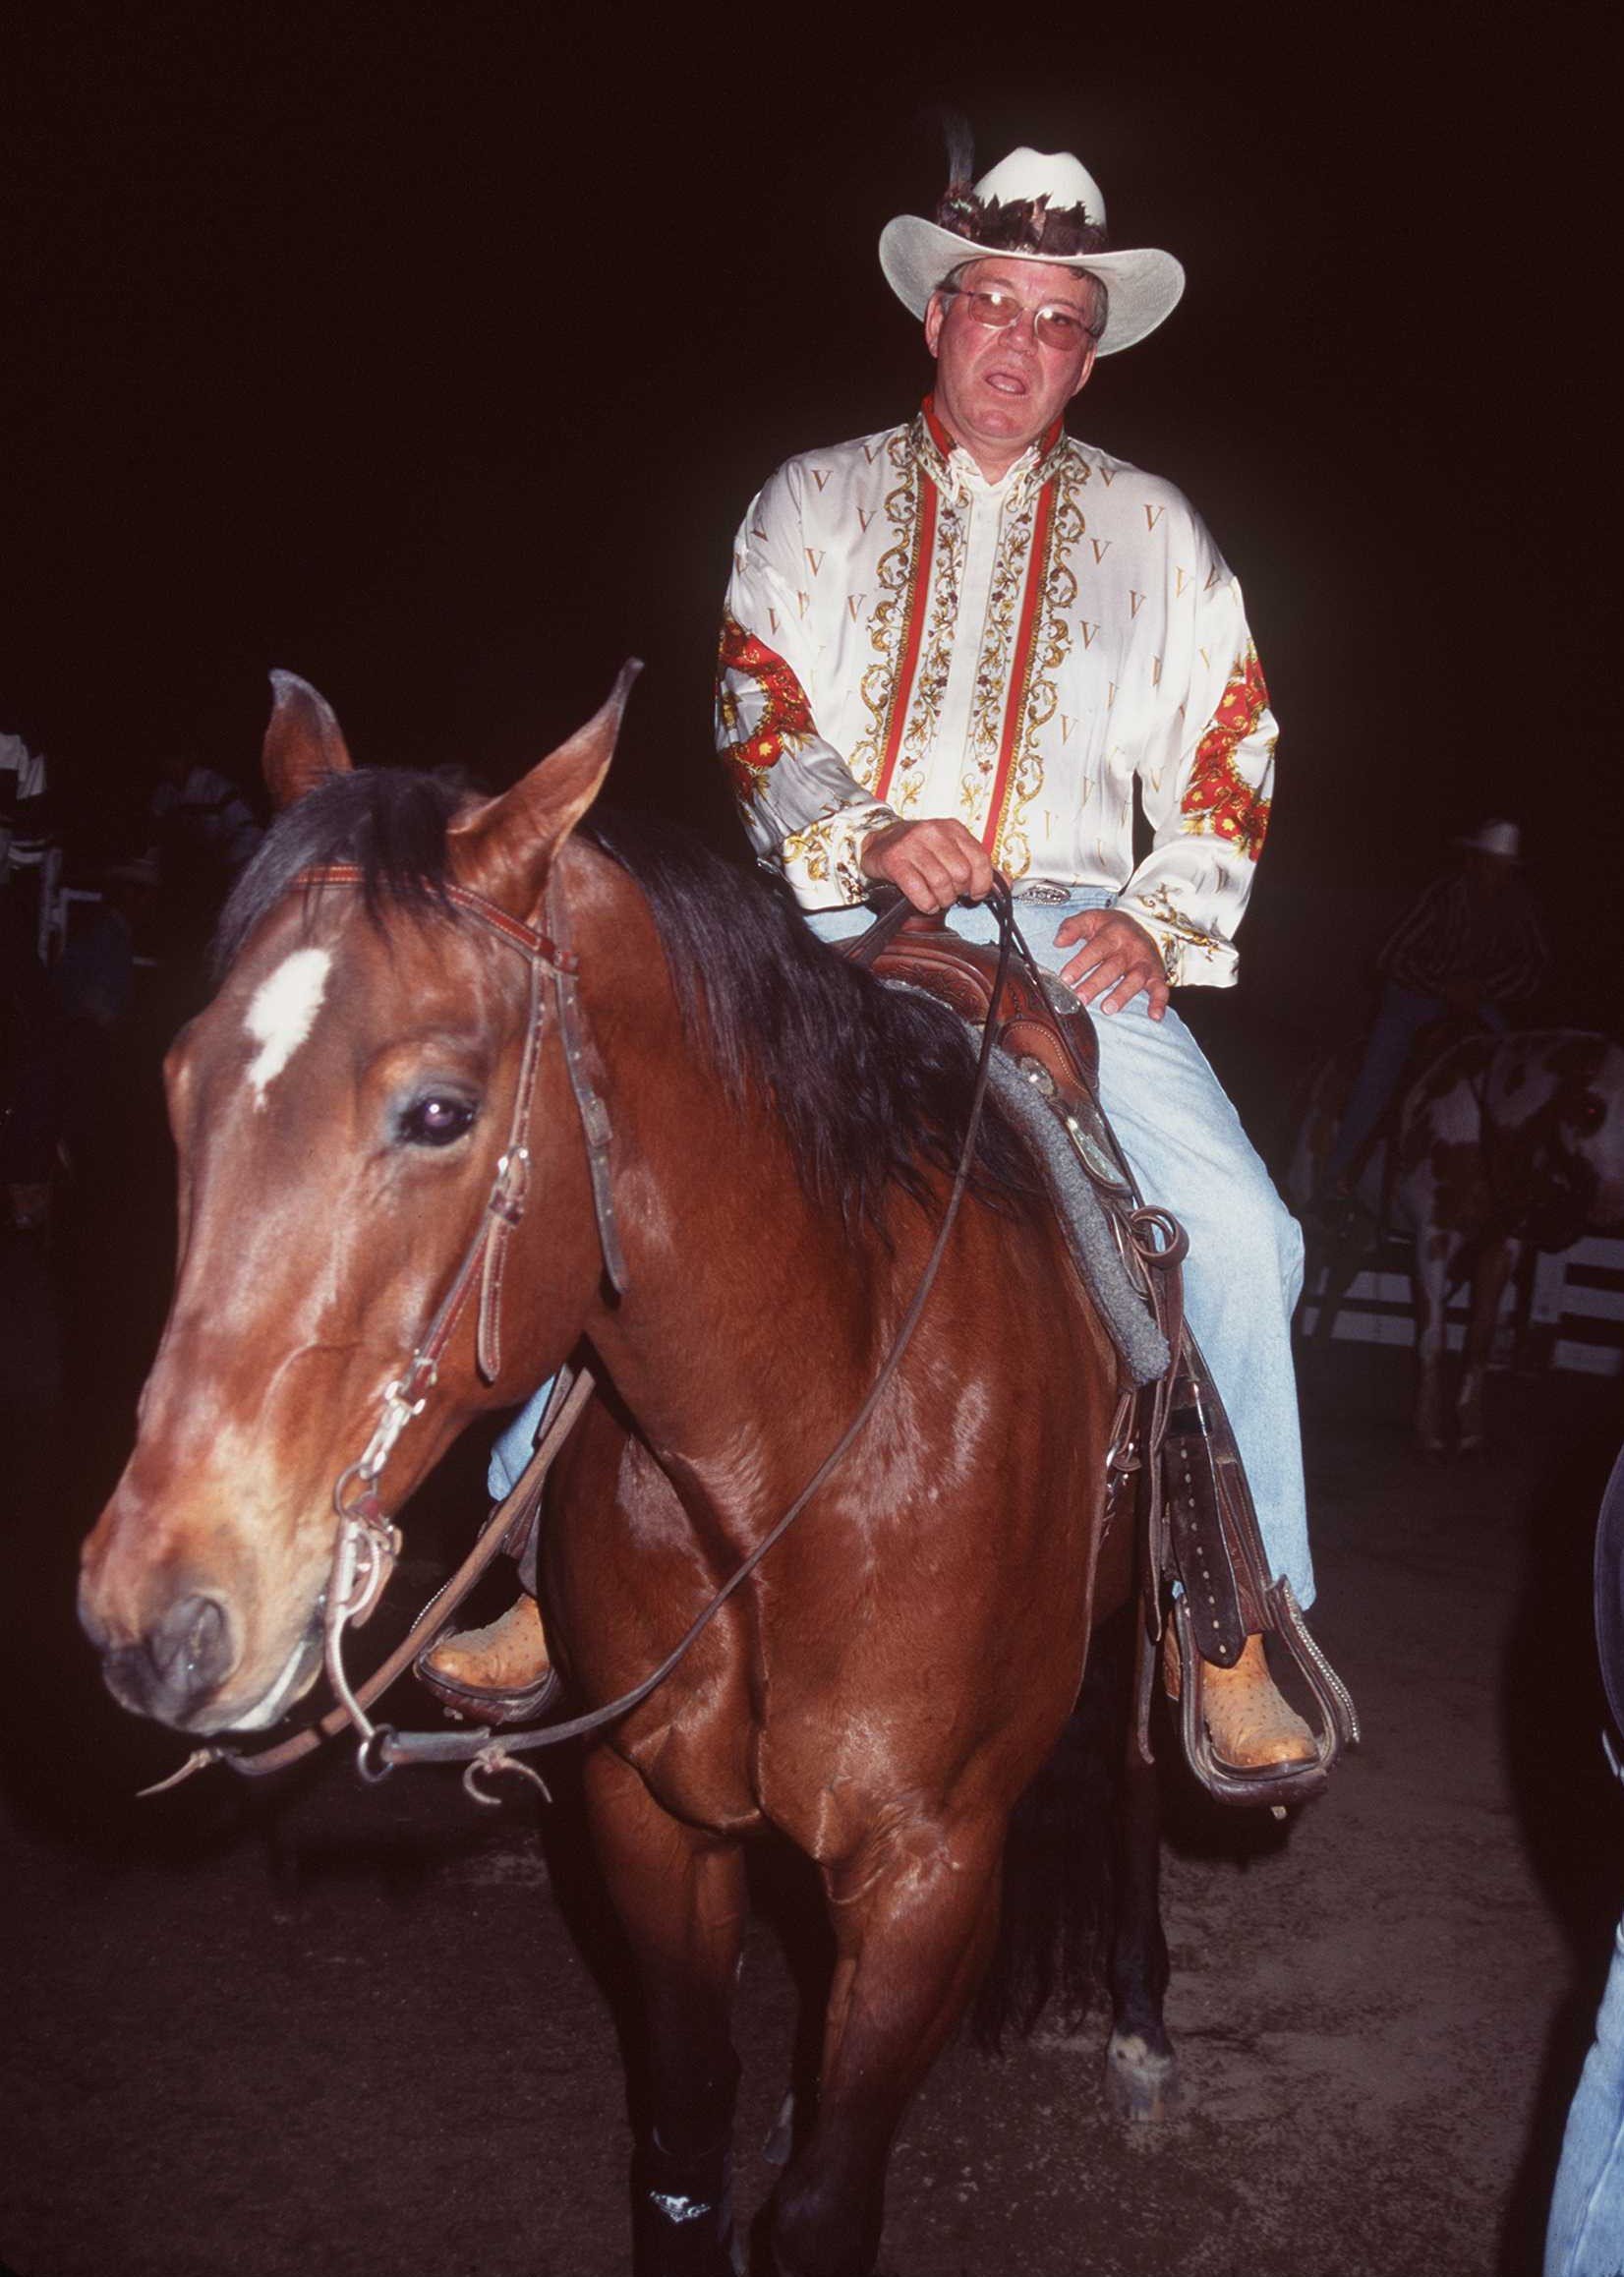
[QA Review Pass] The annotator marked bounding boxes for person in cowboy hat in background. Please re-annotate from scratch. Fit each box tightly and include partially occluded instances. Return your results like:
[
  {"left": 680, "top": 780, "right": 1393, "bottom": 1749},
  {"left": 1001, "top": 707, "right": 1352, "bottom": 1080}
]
[
  {"left": 427, "top": 135, "right": 1321, "bottom": 1781},
  {"left": 1320, "top": 816, "right": 1549, "bottom": 1202}
]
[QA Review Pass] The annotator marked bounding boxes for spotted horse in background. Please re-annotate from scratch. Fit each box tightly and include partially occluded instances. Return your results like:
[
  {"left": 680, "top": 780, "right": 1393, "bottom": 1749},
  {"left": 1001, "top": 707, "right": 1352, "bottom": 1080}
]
[
  {"left": 1396, "top": 1031, "right": 1624, "bottom": 1451},
  {"left": 1296, "top": 1031, "right": 1624, "bottom": 1453}
]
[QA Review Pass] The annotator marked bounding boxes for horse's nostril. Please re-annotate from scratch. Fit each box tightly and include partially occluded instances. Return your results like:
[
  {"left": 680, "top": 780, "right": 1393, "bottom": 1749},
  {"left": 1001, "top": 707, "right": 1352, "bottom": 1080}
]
[{"left": 147, "top": 1593, "right": 235, "bottom": 1697}]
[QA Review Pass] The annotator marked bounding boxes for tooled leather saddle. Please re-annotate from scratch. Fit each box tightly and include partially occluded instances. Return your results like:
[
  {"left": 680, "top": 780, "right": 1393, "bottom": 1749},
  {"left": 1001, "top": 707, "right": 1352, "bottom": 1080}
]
[{"left": 843, "top": 899, "right": 1359, "bottom": 1809}]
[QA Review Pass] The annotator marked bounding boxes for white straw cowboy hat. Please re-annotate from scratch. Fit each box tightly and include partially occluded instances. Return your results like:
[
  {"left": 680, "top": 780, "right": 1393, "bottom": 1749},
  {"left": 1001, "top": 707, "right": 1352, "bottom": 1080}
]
[
  {"left": 1455, "top": 819, "right": 1523, "bottom": 860},
  {"left": 879, "top": 145, "right": 1186, "bottom": 356}
]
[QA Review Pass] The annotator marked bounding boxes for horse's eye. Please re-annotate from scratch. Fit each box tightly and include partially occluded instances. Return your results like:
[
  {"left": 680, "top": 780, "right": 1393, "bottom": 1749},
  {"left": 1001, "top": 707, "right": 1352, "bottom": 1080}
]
[
  {"left": 396, "top": 1092, "right": 479, "bottom": 1148},
  {"left": 1573, "top": 1091, "right": 1608, "bottom": 1137}
]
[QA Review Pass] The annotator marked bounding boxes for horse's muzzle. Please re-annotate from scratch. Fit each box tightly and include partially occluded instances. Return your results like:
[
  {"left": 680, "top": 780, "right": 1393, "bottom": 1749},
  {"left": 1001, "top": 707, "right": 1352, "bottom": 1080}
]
[{"left": 89, "top": 1590, "right": 238, "bottom": 1729}]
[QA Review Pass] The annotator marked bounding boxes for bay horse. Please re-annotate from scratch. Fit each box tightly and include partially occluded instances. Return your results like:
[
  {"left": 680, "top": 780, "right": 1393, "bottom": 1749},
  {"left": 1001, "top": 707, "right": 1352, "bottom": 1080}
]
[
  {"left": 79, "top": 671, "right": 1173, "bottom": 2277},
  {"left": 1293, "top": 1029, "right": 1624, "bottom": 1451}
]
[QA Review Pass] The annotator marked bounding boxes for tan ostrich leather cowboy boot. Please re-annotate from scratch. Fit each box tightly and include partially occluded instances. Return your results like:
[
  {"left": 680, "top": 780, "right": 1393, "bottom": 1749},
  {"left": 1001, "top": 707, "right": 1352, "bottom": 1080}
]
[
  {"left": 1164, "top": 1629, "right": 1315, "bottom": 1771},
  {"left": 418, "top": 1594, "right": 557, "bottom": 1723}
]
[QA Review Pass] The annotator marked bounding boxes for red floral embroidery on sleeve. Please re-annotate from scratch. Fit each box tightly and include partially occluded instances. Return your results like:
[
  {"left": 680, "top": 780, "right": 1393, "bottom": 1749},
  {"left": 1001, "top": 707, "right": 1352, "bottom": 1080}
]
[
  {"left": 1180, "top": 644, "right": 1273, "bottom": 860},
  {"left": 716, "top": 613, "right": 816, "bottom": 801}
]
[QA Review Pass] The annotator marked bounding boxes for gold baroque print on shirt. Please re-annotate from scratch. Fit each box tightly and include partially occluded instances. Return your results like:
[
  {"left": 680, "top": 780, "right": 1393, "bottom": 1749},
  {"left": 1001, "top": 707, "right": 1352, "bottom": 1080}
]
[
  {"left": 890, "top": 498, "right": 965, "bottom": 816},
  {"left": 854, "top": 415, "right": 966, "bottom": 818},
  {"left": 780, "top": 817, "right": 834, "bottom": 889},
  {"left": 781, "top": 807, "right": 888, "bottom": 905},
  {"left": 849, "top": 430, "right": 917, "bottom": 793},
  {"left": 990, "top": 452, "right": 1088, "bottom": 877},
  {"left": 1130, "top": 883, "right": 1231, "bottom": 981},
  {"left": 957, "top": 474, "right": 1041, "bottom": 825}
]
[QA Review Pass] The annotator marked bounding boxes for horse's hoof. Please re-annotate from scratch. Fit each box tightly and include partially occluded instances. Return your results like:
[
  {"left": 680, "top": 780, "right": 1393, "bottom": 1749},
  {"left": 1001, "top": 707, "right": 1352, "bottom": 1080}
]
[{"left": 1103, "top": 2030, "right": 1180, "bottom": 2124}]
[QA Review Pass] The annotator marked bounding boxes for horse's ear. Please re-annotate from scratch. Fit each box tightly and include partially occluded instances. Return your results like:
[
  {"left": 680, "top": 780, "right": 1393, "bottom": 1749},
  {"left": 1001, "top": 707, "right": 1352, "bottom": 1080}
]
[
  {"left": 262, "top": 671, "right": 355, "bottom": 809},
  {"left": 446, "top": 660, "right": 642, "bottom": 918}
]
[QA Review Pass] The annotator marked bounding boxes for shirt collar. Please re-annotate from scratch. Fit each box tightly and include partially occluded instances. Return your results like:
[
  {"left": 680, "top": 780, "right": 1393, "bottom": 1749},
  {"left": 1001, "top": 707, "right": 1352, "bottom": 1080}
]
[{"left": 913, "top": 395, "right": 1068, "bottom": 503}]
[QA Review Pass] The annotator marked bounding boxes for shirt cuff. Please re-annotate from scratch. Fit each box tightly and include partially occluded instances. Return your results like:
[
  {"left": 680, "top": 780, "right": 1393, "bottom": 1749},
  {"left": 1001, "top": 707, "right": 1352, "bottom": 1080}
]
[
  {"left": 1117, "top": 896, "right": 1240, "bottom": 990},
  {"left": 779, "top": 802, "right": 899, "bottom": 908}
]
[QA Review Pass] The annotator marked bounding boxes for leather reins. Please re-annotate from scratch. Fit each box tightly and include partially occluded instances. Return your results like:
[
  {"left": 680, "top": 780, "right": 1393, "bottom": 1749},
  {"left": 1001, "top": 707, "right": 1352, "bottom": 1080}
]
[{"left": 146, "top": 871, "right": 1029, "bottom": 1803}]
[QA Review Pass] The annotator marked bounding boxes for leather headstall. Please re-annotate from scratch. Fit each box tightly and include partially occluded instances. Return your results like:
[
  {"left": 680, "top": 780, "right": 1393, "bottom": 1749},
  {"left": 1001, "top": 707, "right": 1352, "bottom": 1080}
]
[
  {"left": 246, "top": 861, "right": 624, "bottom": 1779},
  {"left": 292, "top": 862, "right": 627, "bottom": 1394}
]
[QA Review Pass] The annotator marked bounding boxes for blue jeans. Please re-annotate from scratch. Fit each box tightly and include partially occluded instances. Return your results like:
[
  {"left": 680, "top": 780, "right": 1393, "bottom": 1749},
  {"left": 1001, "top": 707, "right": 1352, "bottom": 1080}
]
[
  {"left": 1548, "top": 1916, "right": 1624, "bottom": 2277},
  {"left": 494, "top": 889, "right": 1313, "bottom": 1609}
]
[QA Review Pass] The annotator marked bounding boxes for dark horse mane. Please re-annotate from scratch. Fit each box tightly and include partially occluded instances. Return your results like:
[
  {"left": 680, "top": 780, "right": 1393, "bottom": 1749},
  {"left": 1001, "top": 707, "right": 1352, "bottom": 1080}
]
[{"left": 215, "top": 769, "right": 1037, "bottom": 1228}]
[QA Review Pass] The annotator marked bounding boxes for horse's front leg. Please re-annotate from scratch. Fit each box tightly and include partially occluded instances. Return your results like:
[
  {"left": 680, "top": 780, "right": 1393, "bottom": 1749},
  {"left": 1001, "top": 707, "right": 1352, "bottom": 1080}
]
[
  {"left": 1456, "top": 1234, "right": 1521, "bottom": 1452},
  {"left": 769, "top": 1812, "right": 1005, "bottom": 2277},
  {"left": 584, "top": 1746, "right": 746, "bottom": 2277}
]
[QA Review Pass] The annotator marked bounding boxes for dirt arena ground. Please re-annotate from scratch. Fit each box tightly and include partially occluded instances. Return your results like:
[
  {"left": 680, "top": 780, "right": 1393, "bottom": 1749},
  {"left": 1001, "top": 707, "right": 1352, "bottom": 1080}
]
[{"left": 3, "top": 1059, "right": 1621, "bottom": 2277}]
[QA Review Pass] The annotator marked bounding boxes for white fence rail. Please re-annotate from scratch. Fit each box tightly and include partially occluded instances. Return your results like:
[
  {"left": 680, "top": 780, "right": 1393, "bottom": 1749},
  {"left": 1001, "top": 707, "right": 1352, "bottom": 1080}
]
[{"left": 1300, "top": 1234, "right": 1624, "bottom": 1377}]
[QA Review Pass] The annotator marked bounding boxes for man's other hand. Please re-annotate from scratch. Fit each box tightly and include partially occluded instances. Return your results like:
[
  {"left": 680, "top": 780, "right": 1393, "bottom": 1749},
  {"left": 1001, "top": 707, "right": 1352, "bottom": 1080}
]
[
  {"left": 860, "top": 818, "right": 997, "bottom": 913},
  {"left": 1054, "top": 906, "right": 1170, "bottom": 1020}
]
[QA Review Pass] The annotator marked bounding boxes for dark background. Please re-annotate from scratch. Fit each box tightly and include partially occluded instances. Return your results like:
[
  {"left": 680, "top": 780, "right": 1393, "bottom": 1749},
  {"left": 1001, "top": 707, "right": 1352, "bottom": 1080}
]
[
  {"left": 6, "top": 6, "right": 1618, "bottom": 1058},
  {"left": 2, "top": 26, "right": 1620, "bottom": 2275}
]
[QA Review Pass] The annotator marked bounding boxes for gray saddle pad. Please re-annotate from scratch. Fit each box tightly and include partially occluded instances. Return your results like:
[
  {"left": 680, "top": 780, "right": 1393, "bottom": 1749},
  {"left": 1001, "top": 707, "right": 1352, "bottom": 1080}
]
[{"left": 884, "top": 980, "right": 1169, "bottom": 1387}]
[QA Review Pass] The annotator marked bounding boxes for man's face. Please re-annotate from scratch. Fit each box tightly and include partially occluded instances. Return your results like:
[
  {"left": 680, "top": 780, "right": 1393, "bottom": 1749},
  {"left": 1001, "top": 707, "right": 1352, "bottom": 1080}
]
[{"left": 924, "top": 257, "right": 1099, "bottom": 478}]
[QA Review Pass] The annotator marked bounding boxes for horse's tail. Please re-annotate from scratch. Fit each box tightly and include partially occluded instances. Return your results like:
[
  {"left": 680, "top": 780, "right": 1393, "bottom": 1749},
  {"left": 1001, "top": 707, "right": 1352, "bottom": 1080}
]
[{"left": 971, "top": 1603, "right": 1137, "bottom": 2046}]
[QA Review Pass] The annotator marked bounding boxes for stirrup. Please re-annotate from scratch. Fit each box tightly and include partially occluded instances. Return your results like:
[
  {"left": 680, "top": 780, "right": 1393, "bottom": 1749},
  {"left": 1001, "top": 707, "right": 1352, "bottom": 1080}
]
[
  {"left": 1167, "top": 1585, "right": 1359, "bottom": 1809},
  {"left": 414, "top": 1656, "right": 561, "bottom": 1726},
  {"left": 414, "top": 1658, "right": 559, "bottom": 1721},
  {"left": 414, "top": 1600, "right": 562, "bottom": 1728}
]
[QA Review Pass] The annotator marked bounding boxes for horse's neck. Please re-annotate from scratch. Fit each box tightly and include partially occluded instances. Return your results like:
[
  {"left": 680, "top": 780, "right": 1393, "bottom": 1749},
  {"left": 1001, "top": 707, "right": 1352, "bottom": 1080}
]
[
  {"left": 591, "top": 1090, "right": 894, "bottom": 1480},
  {"left": 591, "top": 1077, "right": 892, "bottom": 1471},
  {"left": 558, "top": 843, "right": 930, "bottom": 1487}
]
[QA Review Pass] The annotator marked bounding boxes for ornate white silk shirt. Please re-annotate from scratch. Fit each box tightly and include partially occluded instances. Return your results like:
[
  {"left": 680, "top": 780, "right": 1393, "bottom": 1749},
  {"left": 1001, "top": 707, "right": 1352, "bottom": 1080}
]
[{"left": 716, "top": 399, "right": 1280, "bottom": 987}]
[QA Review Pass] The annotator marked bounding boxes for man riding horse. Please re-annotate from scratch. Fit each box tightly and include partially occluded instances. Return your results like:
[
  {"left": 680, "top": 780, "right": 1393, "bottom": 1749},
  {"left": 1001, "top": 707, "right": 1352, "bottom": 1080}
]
[
  {"left": 1318, "top": 817, "right": 1549, "bottom": 1208},
  {"left": 428, "top": 137, "right": 1320, "bottom": 1783}
]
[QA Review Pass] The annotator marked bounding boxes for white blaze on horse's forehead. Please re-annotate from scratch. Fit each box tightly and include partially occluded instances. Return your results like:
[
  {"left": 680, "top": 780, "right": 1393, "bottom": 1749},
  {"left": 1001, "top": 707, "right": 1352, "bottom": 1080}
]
[{"left": 244, "top": 948, "right": 333, "bottom": 1107}]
